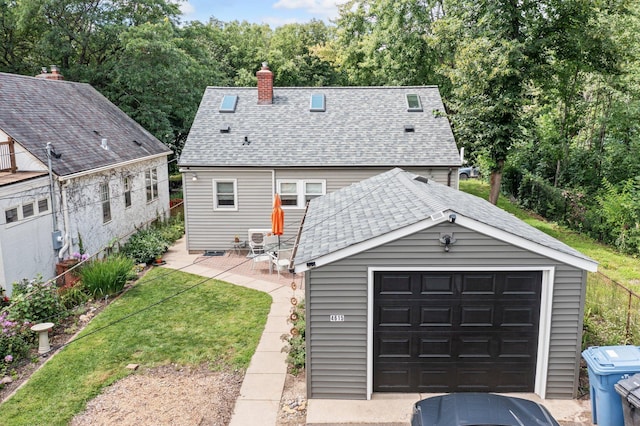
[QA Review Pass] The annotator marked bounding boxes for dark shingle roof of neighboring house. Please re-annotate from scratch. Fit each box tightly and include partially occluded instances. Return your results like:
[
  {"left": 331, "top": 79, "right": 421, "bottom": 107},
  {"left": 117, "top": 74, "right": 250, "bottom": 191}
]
[
  {"left": 179, "top": 86, "right": 461, "bottom": 167},
  {"left": 294, "top": 168, "right": 597, "bottom": 271},
  {"left": 0, "top": 72, "right": 171, "bottom": 177}
]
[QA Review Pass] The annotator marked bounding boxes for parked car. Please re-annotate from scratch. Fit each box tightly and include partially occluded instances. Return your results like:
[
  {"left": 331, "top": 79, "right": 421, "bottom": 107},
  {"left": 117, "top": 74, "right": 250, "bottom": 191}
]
[
  {"left": 459, "top": 166, "right": 479, "bottom": 180},
  {"left": 411, "top": 393, "right": 560, "bottom": 426}
]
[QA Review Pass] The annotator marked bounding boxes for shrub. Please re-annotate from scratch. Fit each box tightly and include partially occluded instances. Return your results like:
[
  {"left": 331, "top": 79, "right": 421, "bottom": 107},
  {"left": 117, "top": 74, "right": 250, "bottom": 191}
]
[
  {"left": 80, "top": 255, "right": 136, "bottom": 298},
  {"left": 156, "top": 214, "right": 184, "bottom": 245},
  {"left": 282, "top": 299, "right": 305, "bottom": 375},
  {"left": 59, "top": 283, "right": 90, "bottom": 309},
  {"left": 0, "top": 310, "right": 32, "bottom": 377},
  {"left": 120, "top": 228, "right": 169, "bottom": 264},
  {"left": 8, "top": 275, "right": 66, "bottom": 324}
]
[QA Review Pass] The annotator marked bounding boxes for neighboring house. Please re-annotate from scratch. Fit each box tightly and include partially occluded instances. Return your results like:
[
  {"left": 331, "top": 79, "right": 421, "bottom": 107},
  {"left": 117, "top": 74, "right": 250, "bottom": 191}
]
[
  {"left": 292, "top": 168, "right": 597, "bottom": 400},
  {"left": 178, "top": 64, "right": 462, "bottom": 253},
  {"left": 0, "top": 68, "right": 172, "bottom": 295}
]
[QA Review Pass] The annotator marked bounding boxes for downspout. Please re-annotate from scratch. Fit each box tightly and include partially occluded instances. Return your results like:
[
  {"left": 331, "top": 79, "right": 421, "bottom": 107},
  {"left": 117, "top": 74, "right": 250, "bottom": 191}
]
[
  {"left": 57, "top": 182, "right": 71, "bottom": 261},
  {"left": 46, "top": 143, "right": 58, "bottom": 232},
  {"left": 447, "top": 167, "right": 453, "bottom": 187}
]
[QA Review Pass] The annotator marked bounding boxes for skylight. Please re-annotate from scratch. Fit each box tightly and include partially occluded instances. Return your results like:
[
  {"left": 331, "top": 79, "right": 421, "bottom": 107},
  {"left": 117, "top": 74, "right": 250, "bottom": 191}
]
[
  {"left": 310, "top": 94, "right": 326, "bottom": 112},
  {"left": 220, "top": 95, "right": 238, "bottom": 113},
  {"left": 406, "top": 94, "right": 423, "bottom": 112}
]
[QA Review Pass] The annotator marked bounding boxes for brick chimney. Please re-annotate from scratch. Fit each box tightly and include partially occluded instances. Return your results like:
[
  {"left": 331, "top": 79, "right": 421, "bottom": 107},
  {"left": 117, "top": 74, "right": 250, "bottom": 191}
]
[
  {"left": 256, "top": 62, "right": 273, "bottom": 105},
  {"left": 35, "top": 65, "right": 64, "bottom": 80}
]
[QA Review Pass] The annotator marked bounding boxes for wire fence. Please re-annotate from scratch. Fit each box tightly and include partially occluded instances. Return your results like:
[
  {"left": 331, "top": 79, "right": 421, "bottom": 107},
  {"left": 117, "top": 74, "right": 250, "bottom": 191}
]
[{"left": 584, "top": 271, "right": 640, "bottom": 347}]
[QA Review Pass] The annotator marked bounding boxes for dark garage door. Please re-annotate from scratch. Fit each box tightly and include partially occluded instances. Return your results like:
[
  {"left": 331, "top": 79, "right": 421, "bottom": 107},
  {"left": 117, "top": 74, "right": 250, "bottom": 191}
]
[{"left": 374, "top": 271, "right": 542, "bottom": 393}]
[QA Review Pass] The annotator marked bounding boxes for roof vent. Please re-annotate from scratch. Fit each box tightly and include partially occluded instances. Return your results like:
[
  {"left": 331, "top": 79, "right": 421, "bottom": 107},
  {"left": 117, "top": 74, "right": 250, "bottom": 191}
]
[
  {"left": 220, "top": 124, "right": 231, "bottom": 133},
  {"left": 414, "top": 175, "right": 429, "bottom": 184},
  {"left": 242, "top": 136, "right": 250, "bottom": 145},
  {"left": 404, "top": 125, "right": 415, "bottom": 132},
  {"left": 101, "top": 138, "right": 109, "bottom": 150},
  {"left": 133, "top": 139, "right": 142, "bottom": 146}
]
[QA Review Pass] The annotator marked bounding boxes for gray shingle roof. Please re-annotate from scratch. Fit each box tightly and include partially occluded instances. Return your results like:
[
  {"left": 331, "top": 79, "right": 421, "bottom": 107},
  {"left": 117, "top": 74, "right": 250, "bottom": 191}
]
[
  {"left": 179, "top": 86, "right": 461, "bottom": 167},
  {"left": 295, "top": 168, "right": 595, "bottom": 267},
  {"left": 0, "top": 72, "right": 171, "bottom": 177}
]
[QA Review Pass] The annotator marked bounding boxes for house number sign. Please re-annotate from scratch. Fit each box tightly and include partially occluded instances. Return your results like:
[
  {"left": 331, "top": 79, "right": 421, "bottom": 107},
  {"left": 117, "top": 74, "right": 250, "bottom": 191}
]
[{"left": 329, "top": 314, "right": 345, "bottom": 322}]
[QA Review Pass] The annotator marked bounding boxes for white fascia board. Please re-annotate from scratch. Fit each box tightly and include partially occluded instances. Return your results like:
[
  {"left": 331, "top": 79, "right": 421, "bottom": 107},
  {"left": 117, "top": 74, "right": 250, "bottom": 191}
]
[
  {"left": 454, "top": 215, "right": 598, "bottom": 272},
  {"left": 58, "top": 153, "right": 169, "bottom": 182},
  {"left": 293, "top": 210, "right": 597, "bottom": 273}
]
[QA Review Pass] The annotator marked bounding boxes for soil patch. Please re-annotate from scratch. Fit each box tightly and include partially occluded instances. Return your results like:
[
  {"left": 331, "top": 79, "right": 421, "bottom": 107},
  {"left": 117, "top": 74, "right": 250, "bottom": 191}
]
[{"left": 70, "top": 365, "right": 242, "bottom": 426}]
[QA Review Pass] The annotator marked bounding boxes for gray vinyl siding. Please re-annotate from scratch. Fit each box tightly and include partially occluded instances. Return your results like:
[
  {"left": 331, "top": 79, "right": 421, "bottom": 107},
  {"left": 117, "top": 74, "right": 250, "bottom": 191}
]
[
  {"left": 184, "top": 166, "right": 455, "bottom": 251},
  {"left": 306, "top": 224, "right": 585, "bottom": 399},
  {"left": 184, "top": 169, "right": 273, "bottom": 251}
]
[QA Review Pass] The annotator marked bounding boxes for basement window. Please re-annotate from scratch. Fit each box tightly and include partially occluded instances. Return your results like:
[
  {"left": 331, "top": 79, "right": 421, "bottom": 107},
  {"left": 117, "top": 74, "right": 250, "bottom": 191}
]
[
  {"left": 406, "top": 94, "right": 423, "bottom": 112},
  {"left": 310, "top": 94, "right": 325, "bottom": 112},
  {"left": 220, "top": 95, "right": 238, "bottom": 113}
]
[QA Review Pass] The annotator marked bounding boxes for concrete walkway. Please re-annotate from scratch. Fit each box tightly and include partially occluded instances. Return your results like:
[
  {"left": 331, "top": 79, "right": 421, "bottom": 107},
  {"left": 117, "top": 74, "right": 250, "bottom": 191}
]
[
  {"left": 161, "top": 238, "right": 295, "bottom": 426},
  {"left": 162, "top": 237, "right": 592, "bottom": 426}
]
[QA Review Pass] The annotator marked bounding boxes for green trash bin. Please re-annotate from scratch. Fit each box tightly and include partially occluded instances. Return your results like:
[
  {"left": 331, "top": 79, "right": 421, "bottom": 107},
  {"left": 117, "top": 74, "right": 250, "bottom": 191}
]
[{"left": 582, "top": 346, "right": 640, "bottom": 426}]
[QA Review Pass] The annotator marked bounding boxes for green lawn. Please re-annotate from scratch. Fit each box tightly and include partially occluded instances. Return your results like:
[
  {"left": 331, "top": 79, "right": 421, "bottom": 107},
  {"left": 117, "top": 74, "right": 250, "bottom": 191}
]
[{"left": 0, "top": 267, "right": 271, "bottom": 426}]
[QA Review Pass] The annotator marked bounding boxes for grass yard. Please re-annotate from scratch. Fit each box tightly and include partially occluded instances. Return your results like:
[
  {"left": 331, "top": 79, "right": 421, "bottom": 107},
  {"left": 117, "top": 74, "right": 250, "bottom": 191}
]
[{"left": 0, "top": 267, "right": 271, "bottom": 426}]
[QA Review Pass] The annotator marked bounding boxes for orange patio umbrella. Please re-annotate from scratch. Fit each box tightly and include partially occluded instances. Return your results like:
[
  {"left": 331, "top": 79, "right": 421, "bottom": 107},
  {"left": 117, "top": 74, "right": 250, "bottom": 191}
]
[{"left": 271, "top": 193, "right": 284, "bottom": 237}]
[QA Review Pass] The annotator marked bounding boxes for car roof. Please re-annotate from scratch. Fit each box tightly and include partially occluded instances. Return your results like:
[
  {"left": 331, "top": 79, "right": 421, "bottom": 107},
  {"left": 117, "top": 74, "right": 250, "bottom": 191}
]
[{"left": 413, "top": 393, "right": 559, "bottom": 426}]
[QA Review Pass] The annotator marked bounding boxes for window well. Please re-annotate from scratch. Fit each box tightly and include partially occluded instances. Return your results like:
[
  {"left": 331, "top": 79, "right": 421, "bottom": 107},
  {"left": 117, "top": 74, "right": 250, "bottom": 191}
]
[
  {"left": 406, "top": 94, "right": 423, "bottom": 112},
  {"left": 310, "top": 94, "right": 325, "bottom": 112},
  {"left": 220, "top": 95, "right": 238, "bottom": 113}
]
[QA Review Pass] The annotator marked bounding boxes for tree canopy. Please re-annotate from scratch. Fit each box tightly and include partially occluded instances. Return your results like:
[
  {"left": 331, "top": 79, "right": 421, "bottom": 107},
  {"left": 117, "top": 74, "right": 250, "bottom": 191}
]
[{"left": 1, "top": 0, "right": 640, "bottom": 253}]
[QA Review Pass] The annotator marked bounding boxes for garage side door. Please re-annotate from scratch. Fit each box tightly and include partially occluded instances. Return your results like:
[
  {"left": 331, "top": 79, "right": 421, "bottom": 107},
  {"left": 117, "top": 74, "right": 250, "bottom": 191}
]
[{"left": 374, "top": 271, "right": 542, "bottom": 393}]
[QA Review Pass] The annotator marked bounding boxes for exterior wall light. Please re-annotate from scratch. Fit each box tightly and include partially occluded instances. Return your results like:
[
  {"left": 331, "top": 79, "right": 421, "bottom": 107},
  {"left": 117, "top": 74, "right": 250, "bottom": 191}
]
[
  {"left": 439, "top": 233, "right": 456, "bottom": 252},
  {"left": 191, "top": 173, "right": 198, "bottom": 181}
]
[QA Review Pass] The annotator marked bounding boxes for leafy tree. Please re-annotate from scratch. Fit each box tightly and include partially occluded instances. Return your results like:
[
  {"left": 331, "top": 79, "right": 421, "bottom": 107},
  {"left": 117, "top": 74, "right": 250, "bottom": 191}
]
[
  {"left": 103, "top": 21, "right": 222, "bottom": 161},
  {"left": 319, "top": 0, "right": 443, "bottom": 86},
  {"left": 268, "top": 20, "right": 344, "bottom": 86}
]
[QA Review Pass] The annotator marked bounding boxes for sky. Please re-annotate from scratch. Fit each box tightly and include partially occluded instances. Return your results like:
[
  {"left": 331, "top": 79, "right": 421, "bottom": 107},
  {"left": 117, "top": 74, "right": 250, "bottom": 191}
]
[{"left": 177, "top": 0, "right": 345, "bottom": 27}]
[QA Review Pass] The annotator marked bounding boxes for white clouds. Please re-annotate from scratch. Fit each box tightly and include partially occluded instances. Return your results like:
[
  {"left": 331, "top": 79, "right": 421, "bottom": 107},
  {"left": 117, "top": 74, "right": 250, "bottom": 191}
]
[
  {"left": 176, "top": 1, "right": 195, "bottom": 17},
  {"left": 273, "top": 0, "right": 344, "bottom": 19}
]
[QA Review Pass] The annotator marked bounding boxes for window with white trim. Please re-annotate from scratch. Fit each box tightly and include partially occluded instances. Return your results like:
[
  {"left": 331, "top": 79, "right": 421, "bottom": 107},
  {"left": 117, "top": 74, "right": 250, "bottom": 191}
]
[
  {"left": 124, "top": 176, "right": 132, "bottom": 208},
  {"left": 277, "top": 179, "right": 326, "bottom": 208},
  {"left": 22, "top": 202, "right": 34, "bottom": 218},
  {"left": 213, "top": 179, "right": 237, "bottom": 211},
  {"left": 5, "top": 207, "right": 17, "bottom": 224},
  {"left": 145, "top": 168, "right": 158, "bottom": 202},
  {"left": 100, "top": 182, "right": 112, "bottom": 223},
  {"left": 5, "top": 197, "right": 51, "bottom": 225},
  {"left": 38, "top": 198, "right": 49, "bottom": 214}
]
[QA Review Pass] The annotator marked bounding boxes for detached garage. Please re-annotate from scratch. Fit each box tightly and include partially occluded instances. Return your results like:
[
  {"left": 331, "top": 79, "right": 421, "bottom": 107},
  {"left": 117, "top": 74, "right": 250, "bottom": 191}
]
[{"left": 292, "top": 168, "right": 597, "bottom": 400}]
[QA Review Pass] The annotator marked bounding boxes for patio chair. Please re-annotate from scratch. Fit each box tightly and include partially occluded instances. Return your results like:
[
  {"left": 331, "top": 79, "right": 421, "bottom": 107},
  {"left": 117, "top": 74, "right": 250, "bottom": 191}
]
[
  {"left": 270, "top": 248, "right": 293, "bottom": 277},
  {"left": 247, "top": 242, "right": 271, "bottom": 271}
]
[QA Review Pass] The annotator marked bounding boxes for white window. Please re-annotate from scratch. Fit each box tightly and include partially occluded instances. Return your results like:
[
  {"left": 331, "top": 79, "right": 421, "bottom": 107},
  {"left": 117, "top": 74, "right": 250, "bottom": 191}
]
[
  {"left": 22, "top": 202, "right": 34, "bottom": 218},
  {"left": 277, "top": 179, "right": 326, "bottom": 208},
  {"left": 5, "top": 198, "right": 51, "bottom": 225},
  {"left": 124, "top": 176, "right": 132, "bottom": 208},
  {"left": 100, "top": 182, "right": 111, "bottom": 223},
  {"left": 145, "top": 168, "right": 158, "bottom": 202},
  {"left": 213, "top": 179, "right": 237, "bottom": 211},
  {"left": 38, "top": 198, "right": 49, "bottom": 214},
  {"left": 5, "top": 207, "right": 17, "bottom": 224}
]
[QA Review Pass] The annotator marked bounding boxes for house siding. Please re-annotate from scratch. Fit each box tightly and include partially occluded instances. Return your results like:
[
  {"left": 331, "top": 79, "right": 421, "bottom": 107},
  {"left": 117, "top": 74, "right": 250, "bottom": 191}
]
[
  {"left": 0, "top": 176, "right": 56, "bottom": 295},
  {"left": 184, "top": 166, "right": 455, "bottom": 251},
  {"left": 305, "top": 224, "right": 585, "bottom": 399},
  {"left": 64, "top": 157, "right": 170, "bottom": 257},
  {"left": 184, "top": 169, "right": 274, "bottom": 251}
]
